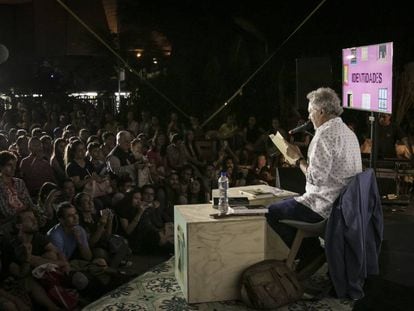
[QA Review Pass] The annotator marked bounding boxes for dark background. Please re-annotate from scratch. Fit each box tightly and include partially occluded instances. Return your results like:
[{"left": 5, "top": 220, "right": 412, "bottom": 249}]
[{"left": 1, "top": 0, "right": 413, "bottom": 129}]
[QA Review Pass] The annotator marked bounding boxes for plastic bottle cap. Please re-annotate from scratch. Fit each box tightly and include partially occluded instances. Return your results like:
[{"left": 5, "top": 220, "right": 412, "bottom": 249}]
[{"left": 221, "top": 171, "right": 226, "bottom": 176}]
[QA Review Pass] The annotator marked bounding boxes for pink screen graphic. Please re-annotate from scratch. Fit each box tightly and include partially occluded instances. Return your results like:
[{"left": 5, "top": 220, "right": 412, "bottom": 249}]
[{"left": 342, "top": 42, "right": 393, "bottom": 113}]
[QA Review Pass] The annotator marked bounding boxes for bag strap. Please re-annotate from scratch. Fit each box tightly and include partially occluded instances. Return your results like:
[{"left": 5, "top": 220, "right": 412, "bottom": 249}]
[{"left": 240, "top": 283, "right": 253, "bottom": 308}]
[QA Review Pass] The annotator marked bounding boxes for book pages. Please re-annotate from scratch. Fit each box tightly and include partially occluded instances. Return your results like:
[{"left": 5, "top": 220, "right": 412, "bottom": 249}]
[{"left": 269, "top": 132, "right": 297, "bottom": 165}]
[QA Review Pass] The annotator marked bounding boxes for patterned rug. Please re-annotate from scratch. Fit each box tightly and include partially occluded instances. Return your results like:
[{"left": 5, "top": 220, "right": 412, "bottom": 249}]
[{"left": 82, "top": 257, "right": 355, "bottom": 311}]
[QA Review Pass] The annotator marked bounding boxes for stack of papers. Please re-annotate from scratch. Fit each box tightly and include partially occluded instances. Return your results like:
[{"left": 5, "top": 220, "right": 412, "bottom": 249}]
[
  {"left": 228, "top": 205, "right": 268, "bottom": 215},
  {"left": 239, "top": 188, "right": 275, "bottom": 199}
]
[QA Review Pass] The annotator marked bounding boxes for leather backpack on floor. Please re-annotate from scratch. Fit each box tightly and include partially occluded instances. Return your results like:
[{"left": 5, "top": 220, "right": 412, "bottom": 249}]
[{"left": 240, "top": 259, "right": 303, "bottom": 309}]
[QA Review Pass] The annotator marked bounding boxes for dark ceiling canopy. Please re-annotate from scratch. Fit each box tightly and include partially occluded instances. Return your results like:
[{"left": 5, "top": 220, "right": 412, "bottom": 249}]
[{"left": 0, "top": 0, "right": 32, "bottom": 3}]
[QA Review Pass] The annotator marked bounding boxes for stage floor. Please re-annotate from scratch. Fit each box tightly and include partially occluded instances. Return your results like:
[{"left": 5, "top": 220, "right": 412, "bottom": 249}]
[
  {"left": 83, "top": 256, "right": 354, "bottom": 311},
  {"left": 82, "top": 199, "right": 414, "bottom": 310}
]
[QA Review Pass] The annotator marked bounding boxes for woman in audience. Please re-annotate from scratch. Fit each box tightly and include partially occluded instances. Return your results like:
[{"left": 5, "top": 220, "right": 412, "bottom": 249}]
[
  {"left": 0, "top": 151, "right": 35, "bottom": 227},
  {"left": 202, "top": 163, "right": 218, "bottom": 197},
  {"left": 156, "top": 172, "right": 183, "bottom": 223},
  {"left": 64, "top": 140, "right": 101, "bottom": 192},
  {"left": 131, "top": 138, "right": 152, "bottom": 187},
  {"left": 221, "top": 156, "right": 245, "bottom": 187},
  {"left": 87, "top": 142, "right": 106, "bottom": 175},
  {"left": 36, "top": 182, "right": 62, "bottom": 233},
  {"left": 74, "top": 192, "right": 128, "bottom": 269},
  {"left": 43, "top": 111, "right": 59, "bottom": 137},
  {"left": 147, "top": 132, "right": 168, "bottom": 180},
  {"left": 50, "top": 138, "right": 67, "bottom": 185},
  {"left": 116, "top": 188, "right": 173, "bottom": 256},
  {"left": 61, "top": 179, "right": 76, "bottom": 204},
  {"left": 183, "top": 129, "right": 206, "bottom": 174},
  {"left": 40, "top": 135, "right": 53, "bottom": 160},
  {"left": 166, "top": 133, "right": 187, "bottom": 173},
  {"left": 186, "top": 177, "right": 208, "bottom": 204}
]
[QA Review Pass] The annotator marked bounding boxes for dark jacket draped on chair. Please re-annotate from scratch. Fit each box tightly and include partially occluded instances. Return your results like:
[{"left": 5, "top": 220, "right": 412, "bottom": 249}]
[{"left": 325, "top": 169, "right": 383, "bottom": 299}]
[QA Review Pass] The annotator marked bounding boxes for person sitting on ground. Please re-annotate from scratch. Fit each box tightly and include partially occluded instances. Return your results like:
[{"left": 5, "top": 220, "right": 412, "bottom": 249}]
[
  {"left": 87, "top": 142, "right": 106, "bottom": 175},
  {"left": 47, "top": 201, "right": 92, "bottom": 261},
  {"left": 131, "top": 138, "right": 152, "bottom": 187},
  {"left": 100, "top": 131, "right": 116, "bottom": 159},
  {"left": 20, "top": 136, "right": 56, "bottom": 199},
  {"left": 1, "top": 229, "right": 62, "bottom": 311},
  {"left": 61, "top": 179, "right": 76, "bottom": 204},
  {"left": 40, "top": 135, "right": 53, "bottom": 160},
  {"left": 13, "top": 209, "right": 72, "bottom": 275},
  {"left": 156, "top": 171, "right": 183, "bottom": 222},
  {"left": 166, "top": 133, "right": 186, "bottom": 173},
  {"left": 116, "top": 187, "right": 173, "bottom": 257},
  {"left": 217, "top": 115, "right": 241, "bottom": 150},
  {"left": 111, "top": 174, "right": 134, "bottom": 206},
  {"left": 146, "top": 132, "right": 168, "bottom": 171},
  {"left": 0, "top": 151, "right": 36, "bottom": 230},
  {"left": 183, "top": 129, "right": 206, "bottom": 174},
  {"left": 106, "top": 131, "right": 140, "bottom": 185},
  {"left": 0, "top": 133, "right": 9, "bottom": 152},
  {"left": 35, "top": 182, "right": 64, "bottom": 233},
  {"left": 245, "top": 153, "right": 274, "bottom": 186},
  {"left": 74, "top": 192, "right": 129, "bottom": 269},
  {"left": 50, "top": 138, "right": 67, "bottom": 185},
  {"left": 186, "top": 177, "right": 209, "bottom": 204},
  {"left": 64, "top": 140, "right": 101, "bottom": 192}
]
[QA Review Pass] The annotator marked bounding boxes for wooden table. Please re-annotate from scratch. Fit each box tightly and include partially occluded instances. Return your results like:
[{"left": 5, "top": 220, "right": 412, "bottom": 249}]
[{"left": 174, "top": 186, "right": 296, "bottom": 303}]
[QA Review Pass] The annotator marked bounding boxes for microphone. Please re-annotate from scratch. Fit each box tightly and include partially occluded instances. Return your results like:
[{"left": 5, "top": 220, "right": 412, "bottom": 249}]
[{"left": 289, "top": 120, "right": 312, "bottom": 135}]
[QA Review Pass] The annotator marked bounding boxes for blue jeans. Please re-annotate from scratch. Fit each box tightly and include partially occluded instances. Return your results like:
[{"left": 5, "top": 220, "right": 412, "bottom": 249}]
[{"left": 266, "top": 198, "right": 324, "bottom": 259}]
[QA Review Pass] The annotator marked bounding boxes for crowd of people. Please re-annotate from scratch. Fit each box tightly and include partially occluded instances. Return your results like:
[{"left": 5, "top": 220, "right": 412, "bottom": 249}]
[
  {"left": 0, "top": 98, "right": 307, "bottom": 310},
  {"left": 0, "top": 93, "right": 413, "bottom": 309}
]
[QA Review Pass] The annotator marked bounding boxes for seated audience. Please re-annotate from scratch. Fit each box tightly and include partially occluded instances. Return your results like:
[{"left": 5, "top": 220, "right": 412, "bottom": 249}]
[
  {"left": 0, "top": 151, "right": 35, "bottom": 229},
  {"left": 116, "top": 188, "right": 173, "bottom": 256},
  {"left": 47, "top": 202, "right": 92, "bottom": 261},
  {"left": 50, "top": 138, "right": 67, "bottom": 185},
  {"left": 20, "top": 137, "right": 56, "bottom": 199},
  {"left": 106, "top": 131, "right": 139, "bottom": 185}
]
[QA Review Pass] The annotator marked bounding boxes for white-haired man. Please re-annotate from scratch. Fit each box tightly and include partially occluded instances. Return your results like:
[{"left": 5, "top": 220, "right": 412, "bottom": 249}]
[
  {"left": 266, "top": 87, "right": 362, "bottom": 269},
  {"left": 106, "top": 131, "right": 141, "bottom": 184}
]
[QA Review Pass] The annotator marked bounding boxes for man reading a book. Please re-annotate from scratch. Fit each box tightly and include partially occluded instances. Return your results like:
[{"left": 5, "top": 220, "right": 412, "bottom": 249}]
[{"left": 266, "top": 87, "right": 362, "bottom": 270}]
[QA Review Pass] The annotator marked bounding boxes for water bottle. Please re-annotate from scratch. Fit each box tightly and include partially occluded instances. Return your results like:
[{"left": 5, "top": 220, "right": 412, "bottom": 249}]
[{"left": 218, "top": 171, "right": 229, "bottom": 214}]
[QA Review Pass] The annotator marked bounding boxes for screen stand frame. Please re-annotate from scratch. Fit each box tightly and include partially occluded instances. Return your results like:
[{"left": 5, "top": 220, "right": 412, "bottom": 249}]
[{"left": 368, "top": 112, "right": 377, "bottom": 170}]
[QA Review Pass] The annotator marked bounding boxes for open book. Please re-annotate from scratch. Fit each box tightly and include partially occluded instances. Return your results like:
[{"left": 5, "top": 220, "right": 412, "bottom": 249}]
[{"left": 269, "top": 132, "right": 297, "bottom": 165}]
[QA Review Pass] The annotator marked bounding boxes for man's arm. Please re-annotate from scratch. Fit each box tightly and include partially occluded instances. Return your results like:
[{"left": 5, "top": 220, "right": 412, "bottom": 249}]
[
  {"left": 48, "top": 230, "right": 66, "bottom": 256},
  {"left": 28, "top": 244, "right": 69, "bottom": 271},
  {"left": 401, "top": 137, "right": 413, "bottom": 159},
  {"left": 296, "top": 158, "right": 308, "bottom": 174},
  {"left": 107, "top": 155, "right": 136, "bottom": 177},
  {"left": 286, "top": 142, "right": 309, "bottom": 174},
  {"left": 72, "top": 226, "right": 92, "bottom": 261}
]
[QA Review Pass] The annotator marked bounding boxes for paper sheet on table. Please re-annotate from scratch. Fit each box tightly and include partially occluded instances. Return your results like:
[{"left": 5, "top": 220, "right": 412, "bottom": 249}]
[{"left": 269, "top": 132, "right": 296, "bottom": 165}]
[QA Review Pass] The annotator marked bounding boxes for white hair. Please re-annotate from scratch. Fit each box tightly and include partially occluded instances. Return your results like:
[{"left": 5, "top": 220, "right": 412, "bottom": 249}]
[{"left": 307, "top": 87, "right": 343, "bottom": 117}]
